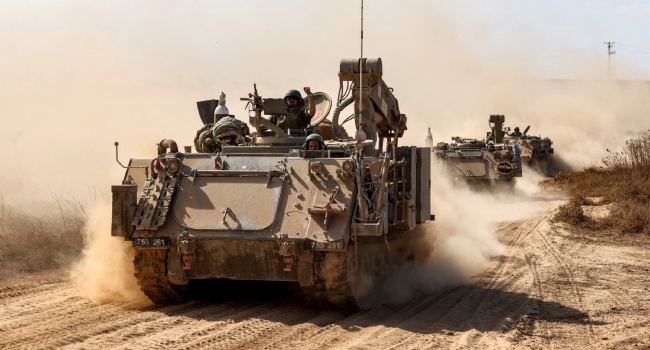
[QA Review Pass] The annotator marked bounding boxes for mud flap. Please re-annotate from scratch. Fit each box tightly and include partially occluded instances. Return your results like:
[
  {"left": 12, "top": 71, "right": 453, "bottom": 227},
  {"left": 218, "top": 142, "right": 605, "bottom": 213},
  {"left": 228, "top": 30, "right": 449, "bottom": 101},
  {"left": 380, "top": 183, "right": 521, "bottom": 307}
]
[
  {"left": 111, "top": 184, "right": 137, "bottom": 238},
  {"left": 297, "top": 248, "right": 315, "bottom": 288},
  {"left": 167, "top": 249, "right": 189, "bottom": 285}
]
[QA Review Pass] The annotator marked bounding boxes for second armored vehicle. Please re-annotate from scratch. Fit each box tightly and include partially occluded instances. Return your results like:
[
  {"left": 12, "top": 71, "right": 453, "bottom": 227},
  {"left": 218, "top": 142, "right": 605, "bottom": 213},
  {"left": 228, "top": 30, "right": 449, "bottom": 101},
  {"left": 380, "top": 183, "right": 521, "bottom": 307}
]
[
  {"left": 432, "top": 115, "right": 522, "bottom": 185},
  {"left": 488, "top": 114, "right": 555, "bottom": 175}
]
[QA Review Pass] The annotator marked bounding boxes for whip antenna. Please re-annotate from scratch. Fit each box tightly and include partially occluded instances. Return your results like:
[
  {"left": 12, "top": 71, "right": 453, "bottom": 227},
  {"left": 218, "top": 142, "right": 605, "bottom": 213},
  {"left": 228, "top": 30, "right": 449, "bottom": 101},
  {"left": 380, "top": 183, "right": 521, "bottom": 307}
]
[{"left": 359, "top": 0, "right": 363, "bottom": 117}]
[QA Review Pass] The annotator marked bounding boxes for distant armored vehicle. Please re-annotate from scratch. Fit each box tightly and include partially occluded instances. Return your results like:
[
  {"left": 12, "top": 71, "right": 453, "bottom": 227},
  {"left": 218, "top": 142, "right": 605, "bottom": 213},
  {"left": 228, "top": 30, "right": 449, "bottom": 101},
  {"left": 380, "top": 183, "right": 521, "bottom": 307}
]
[
  {"left": 486, "top": 114, "right": 555, "bottom": 175},
  {"left": 433, "top": 114, "right": 522, "bottom": 184},
  {"left": 433, "top": 134, "right": 522, "bottom": 184},
  {"left": 486, "top": 114, "right": 554, "bottom": 162},
  {"left": 111, "top": 58, "right": 433, "bottom": 307}
]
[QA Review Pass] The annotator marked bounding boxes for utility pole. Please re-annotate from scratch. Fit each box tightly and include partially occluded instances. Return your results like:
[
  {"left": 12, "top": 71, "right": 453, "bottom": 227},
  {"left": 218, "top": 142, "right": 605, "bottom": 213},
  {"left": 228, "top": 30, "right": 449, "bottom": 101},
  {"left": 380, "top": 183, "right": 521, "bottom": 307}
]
[{"left": 604, "top": 41, "right": 615, "bottom": 80}]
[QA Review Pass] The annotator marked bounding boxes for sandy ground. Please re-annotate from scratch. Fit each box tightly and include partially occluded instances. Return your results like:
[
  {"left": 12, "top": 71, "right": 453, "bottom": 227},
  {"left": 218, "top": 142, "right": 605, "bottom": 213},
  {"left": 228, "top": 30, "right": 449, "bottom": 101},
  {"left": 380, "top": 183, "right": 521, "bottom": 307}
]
[{"left": 1, "top": 192, "right": 649, "bottom": 350}]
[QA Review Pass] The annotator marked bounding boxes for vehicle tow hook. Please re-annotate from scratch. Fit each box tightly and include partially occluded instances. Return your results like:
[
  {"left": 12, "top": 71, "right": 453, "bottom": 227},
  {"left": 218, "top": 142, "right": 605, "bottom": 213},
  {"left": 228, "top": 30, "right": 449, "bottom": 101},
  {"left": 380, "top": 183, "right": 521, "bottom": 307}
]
[
  {"left": 282, "top": 256, "right": 294, "bottom": 272},
  {"left": 278, "top": 233, "right": 296, "bottom": 272},
  {"left": 178, "top": 231, "right": 196, "bottom": 270},
  {"left": 181, "top": 254, "right": 193, "bottom": 270}
]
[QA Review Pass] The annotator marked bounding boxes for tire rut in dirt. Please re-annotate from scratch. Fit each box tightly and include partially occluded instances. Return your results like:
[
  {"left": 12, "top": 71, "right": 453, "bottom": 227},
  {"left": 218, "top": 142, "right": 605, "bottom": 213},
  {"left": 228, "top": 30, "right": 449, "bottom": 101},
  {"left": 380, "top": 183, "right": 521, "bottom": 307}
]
[
  {"left": 188, "top": 306, "right": 317, "bottom": 350},
  {"left": 241, "top": 311, "right": 349, "bottom": 350},
  {"left": 523, "top": 252, "right": 552, "bottom": 346},
  {"left": 0, "top": 297, "right": 149, "bottom": 349},
  {"left": 0, "top": 279, "right": 63, "bottom": 300},
  {"left": 127, "top": 298, "right": 317, "bottom": 349},
  {"left": 532, "top": 225, "right": 595, "bottom": 341}
]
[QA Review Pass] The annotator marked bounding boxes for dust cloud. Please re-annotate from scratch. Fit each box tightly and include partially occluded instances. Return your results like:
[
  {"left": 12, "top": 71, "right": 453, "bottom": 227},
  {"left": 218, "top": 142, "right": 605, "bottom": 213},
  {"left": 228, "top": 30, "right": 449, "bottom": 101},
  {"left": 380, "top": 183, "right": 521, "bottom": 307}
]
[
  {"left": 71, "top": 203, "right": 149, "bottom": 305},
  {"left": 1, "top": 1, "right": 649, "bottom": 305},
  {"left": 2, "top": 1, "right": 648, "bottom": 204},
  {"left": 365, "top": 164, "right": 555, "bottom": 307}
]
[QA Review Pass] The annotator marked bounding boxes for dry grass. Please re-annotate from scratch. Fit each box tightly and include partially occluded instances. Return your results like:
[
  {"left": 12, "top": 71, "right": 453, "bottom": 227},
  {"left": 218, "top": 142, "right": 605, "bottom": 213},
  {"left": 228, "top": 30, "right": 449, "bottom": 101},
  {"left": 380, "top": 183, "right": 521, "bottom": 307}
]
[
  {"left": 552, "top": 132, "right": 650, "bottom": 235},
  {"left": 603, "top": 130, "right": 650, "bottom": 168},
  {"left": 0, "top": 195, "right": 86, "bottom": 280}
]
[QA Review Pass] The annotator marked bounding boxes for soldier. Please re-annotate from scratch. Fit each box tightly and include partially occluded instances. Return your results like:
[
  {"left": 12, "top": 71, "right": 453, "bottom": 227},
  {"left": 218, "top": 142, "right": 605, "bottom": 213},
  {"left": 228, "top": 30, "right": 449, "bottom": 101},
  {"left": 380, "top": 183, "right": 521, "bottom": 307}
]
[
  {"left": 511, "top": 127, "right": 522, "bottom": 137},
  {"left": 271, "top": 87, "right": 316, "bottom": 131},
  {"left": 304, "top": 133, "right": 325, "bottom": 150}
]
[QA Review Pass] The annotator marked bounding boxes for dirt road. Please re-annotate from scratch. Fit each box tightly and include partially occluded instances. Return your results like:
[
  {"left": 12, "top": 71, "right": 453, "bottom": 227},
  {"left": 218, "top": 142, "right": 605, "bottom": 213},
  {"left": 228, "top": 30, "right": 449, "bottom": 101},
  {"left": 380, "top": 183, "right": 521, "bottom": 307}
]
[{"left": 1, "top": 193, "right": 649, "bottom": 349}]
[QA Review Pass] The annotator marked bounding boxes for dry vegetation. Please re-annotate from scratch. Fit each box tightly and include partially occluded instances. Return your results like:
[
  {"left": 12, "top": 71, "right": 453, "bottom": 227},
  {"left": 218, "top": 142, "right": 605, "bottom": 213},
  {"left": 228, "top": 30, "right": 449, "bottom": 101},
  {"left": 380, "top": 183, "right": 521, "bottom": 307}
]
[
  {"left": 551, "top": 131, "right": 650, "bottom": 235},
  {"left": 0, "top": 194, "right": 86, "bottom": 280}
]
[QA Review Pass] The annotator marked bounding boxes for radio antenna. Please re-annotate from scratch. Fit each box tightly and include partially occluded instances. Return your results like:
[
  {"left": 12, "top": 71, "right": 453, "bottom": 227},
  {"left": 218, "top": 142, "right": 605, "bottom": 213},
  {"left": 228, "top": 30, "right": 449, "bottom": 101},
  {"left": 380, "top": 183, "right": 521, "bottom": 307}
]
[{"left": 359, "top": 0, "right": 364, "bottom": 116}]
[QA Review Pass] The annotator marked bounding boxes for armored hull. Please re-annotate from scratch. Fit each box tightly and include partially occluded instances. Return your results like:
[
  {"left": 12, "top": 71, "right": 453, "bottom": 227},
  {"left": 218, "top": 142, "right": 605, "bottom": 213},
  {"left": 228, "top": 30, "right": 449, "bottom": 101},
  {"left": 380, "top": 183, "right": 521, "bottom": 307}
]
[
  {"left": 506, "top": 135, "right": 553, "bottom": 161},
  {"left": 433, "top": 137, "right": 522, "bottom": 184}
]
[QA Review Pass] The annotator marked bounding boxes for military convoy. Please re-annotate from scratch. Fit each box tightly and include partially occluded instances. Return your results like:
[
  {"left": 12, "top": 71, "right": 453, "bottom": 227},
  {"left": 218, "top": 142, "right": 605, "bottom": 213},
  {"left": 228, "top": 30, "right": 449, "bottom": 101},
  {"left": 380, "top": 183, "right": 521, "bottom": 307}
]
[
  {"left": 432, "top": 114, "right": 557, "bottom": 185},
  {"left": 111, "top": 58, "right": 433, "bottom": 307},
  {"left": 432, "top": 115, "right": 523, "bottom": 185}
]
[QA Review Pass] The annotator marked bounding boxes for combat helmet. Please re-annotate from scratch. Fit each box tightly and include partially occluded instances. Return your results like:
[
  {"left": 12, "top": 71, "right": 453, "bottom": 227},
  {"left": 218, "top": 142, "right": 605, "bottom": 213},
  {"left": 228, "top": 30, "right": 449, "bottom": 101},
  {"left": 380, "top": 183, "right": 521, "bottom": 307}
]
[
  {"left": 303, "top": 133, "right": 325, "bottom": 150},
  {"left": 284, "top": 89, "right": 304, "bottom": 107}
]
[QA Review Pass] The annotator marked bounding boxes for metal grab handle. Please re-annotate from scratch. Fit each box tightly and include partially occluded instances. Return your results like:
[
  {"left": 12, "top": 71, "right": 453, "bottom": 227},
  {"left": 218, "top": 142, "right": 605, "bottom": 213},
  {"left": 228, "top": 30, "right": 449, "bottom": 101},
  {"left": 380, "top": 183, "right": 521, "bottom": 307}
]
[{"left": 221, "top": 207, "right": 230, "bottom": 223}]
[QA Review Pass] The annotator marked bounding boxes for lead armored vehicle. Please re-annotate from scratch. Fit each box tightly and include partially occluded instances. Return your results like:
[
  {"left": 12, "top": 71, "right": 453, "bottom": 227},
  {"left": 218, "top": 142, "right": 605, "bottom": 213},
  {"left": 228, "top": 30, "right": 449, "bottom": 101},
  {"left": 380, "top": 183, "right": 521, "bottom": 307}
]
[
  {"left": 111, "top": 58, "right": 432, "bottom": 307},
  {"left": 433, "top": 115, "right": 522, "bottom": 185}
]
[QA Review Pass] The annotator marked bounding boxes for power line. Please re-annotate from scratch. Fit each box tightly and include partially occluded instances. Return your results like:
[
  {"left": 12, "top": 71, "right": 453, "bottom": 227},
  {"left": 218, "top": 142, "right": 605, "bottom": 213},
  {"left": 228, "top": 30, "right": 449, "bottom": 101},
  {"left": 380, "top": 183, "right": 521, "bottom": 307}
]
[
  {"left": 618, "top": 47, "right": 650, "bottom": 55},
  {"left": 617, "top": 42, "right": 650, "bottom": 51}
]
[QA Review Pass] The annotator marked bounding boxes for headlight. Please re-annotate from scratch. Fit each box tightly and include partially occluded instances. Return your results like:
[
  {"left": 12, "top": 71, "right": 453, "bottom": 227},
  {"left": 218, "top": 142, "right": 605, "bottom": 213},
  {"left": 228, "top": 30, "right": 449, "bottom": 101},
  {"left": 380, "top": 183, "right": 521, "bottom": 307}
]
[
  {"left": 166, "top": 157, "right": 181, "bottom": 175},
  {"left": 341, "top": 159, "right": 354, "bottom": 173}
]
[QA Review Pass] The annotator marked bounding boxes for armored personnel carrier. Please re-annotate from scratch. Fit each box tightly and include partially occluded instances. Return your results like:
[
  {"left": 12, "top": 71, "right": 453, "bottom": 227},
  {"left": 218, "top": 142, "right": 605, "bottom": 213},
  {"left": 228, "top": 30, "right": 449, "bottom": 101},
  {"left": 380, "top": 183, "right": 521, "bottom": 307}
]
[
  {"left": 111, "top": 58, "right": 432, "bottom": 307},
  {"left": 433, "top": 115, "right": 522, "bottom": 185},
  {"left": 486, "top": 114, "right": 555, "bottom": 175},
  {"left": 487, "top": 114, "right": 554, "bottom": 163}
]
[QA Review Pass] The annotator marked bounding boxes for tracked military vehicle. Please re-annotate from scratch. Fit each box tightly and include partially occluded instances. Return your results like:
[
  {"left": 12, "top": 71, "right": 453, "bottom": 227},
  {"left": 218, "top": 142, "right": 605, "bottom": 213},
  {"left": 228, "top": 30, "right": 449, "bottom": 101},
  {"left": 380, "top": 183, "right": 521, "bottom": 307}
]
[
  {"left": 487, "top": 114, "right": 554, "bottom": 163},
  {"left": 486, "top": 114, "right": 555, "bottom": 175},
  {"left": 111, "top": 58, "right": 432, "bottom": 307},
  {"left": 433, "top": 115, "right": 522, "bottom": 184}
]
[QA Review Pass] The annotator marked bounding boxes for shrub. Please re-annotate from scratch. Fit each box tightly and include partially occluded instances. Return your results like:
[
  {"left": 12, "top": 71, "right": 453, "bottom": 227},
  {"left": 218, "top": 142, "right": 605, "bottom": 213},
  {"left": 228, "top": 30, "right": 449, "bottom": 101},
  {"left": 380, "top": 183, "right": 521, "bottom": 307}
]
[
  {"left": 553, "top": 132, "right": 650, "bottom": 235},
  {"left": 0, "top": 196, "right": 86, "bottom": 280}
]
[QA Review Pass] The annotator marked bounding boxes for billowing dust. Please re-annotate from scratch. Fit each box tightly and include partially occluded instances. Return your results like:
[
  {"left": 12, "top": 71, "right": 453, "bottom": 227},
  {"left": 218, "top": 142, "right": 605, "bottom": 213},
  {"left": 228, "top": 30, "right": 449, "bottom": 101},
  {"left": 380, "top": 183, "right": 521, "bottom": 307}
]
[
  {"left": 361, "top": 164, "right": 557, "bottom": 307},
  {"left": 71, "top": 204, "right": 150, "bottom": 304},
  {"left": 1, "top": 1, "right": 649, "bottom": 305}
]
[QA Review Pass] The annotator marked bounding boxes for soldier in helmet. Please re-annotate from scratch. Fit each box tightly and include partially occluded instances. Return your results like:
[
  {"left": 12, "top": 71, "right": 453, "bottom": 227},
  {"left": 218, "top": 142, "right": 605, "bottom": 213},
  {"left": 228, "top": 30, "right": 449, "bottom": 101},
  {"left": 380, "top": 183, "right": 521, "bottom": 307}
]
[
  {"left": 271, "top": 87, "right": 316, "bottom": 131},
  {"left": 511, "top": 126, "right": 522, "bottom": 137},
  {"left": 303, "top": 133, "right": 325, "bottom": 150}
]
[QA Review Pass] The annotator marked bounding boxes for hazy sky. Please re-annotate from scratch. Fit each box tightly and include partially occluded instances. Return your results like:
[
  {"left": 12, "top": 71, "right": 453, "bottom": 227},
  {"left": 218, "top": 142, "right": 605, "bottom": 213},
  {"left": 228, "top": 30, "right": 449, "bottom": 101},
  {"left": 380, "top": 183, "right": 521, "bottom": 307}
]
[{"left": 1, "top": 1, "right": 650, "bottom": 203}]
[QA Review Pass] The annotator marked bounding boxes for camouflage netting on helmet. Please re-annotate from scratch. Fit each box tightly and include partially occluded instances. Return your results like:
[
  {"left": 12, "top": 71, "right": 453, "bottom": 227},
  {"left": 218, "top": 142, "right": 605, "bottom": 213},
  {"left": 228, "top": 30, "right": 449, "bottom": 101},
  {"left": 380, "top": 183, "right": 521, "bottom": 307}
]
[{"left": 194, "top": 117, "right": 249, "bottom": 153}]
